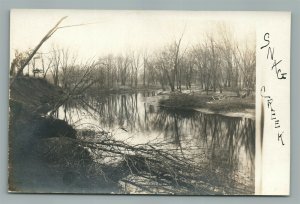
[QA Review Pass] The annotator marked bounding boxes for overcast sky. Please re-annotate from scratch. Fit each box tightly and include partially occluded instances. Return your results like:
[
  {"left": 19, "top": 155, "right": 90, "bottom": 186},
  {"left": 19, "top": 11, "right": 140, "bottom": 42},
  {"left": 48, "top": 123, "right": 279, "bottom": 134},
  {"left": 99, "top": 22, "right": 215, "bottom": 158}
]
[{"left": 10, "top": 10, "right": 256, "bottom": 62}]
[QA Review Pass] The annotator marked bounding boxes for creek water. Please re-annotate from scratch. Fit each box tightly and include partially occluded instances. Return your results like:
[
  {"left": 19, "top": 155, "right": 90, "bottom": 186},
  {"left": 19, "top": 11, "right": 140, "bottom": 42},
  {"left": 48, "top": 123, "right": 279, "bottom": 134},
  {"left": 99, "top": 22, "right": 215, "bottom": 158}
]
[{"left": 55, "top": 91, "right": 255, "bottom": 194}]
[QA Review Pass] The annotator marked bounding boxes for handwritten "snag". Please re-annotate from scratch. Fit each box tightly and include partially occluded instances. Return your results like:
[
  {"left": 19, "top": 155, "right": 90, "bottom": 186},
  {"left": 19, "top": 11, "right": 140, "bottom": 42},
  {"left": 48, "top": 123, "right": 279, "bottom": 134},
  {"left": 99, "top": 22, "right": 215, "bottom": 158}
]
[{"left": 260, "top": 33, "right": 287, "bottom": 80}]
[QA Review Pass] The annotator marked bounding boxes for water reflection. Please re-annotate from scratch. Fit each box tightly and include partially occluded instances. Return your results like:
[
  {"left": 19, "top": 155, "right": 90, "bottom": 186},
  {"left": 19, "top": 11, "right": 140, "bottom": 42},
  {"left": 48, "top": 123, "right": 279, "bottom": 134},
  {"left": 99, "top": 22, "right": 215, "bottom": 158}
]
[{"left": 55, "top": 91, "right": 255, "bottom": 193}]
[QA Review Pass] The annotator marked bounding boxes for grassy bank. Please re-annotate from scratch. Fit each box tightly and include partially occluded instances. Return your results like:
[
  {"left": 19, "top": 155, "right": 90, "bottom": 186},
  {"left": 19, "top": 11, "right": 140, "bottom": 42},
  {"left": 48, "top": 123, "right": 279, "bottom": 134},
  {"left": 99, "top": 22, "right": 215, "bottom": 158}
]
[{"left": 159, "top": 92, "right": 255, "bottom": 113}]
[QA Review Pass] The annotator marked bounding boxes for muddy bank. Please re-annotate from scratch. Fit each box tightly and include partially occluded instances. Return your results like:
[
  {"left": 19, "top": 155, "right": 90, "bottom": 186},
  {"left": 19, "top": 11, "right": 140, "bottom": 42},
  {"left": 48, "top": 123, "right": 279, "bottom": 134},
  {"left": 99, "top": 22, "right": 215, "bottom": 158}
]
[
  {"left": 10, "top": 77, "right": 63, "bottom": 114},
  {"left": 9, "top": 77, "right": 76, "bottom": 155},
  {"left": 193, "top": 108, "right": 255, "bottom": 120}
]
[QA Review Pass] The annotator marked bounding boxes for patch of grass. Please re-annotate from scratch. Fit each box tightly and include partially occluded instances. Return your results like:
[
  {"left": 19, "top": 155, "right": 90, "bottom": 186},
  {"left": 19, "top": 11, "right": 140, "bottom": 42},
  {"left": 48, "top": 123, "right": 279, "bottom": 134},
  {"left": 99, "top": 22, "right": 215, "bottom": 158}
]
[{"left": 159, "top": 93, "right": 255, "bottom": 112}]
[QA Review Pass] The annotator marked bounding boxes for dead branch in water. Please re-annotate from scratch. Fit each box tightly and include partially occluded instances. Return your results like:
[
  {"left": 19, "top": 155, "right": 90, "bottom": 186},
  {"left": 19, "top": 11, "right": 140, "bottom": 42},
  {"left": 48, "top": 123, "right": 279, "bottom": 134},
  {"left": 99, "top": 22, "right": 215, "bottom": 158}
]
[{"left": 57, "top": 135, "right": 252, "bottom": 195}]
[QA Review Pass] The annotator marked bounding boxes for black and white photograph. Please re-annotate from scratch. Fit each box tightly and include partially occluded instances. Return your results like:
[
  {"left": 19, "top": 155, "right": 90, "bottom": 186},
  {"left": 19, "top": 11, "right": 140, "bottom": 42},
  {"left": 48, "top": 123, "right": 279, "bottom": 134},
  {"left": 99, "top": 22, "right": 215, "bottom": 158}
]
[{"left": 8, "top": 10, "right": 290, "bottom": 195}]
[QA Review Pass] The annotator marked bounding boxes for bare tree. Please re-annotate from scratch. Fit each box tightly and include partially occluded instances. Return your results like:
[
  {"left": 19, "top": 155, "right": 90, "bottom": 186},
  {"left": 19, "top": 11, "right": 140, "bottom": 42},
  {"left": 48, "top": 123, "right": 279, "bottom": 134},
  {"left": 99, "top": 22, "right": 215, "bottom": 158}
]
[
  {"left": 234, "top": 44, "right": 256, "bottom": 96},
  {"left": 142, "top": 51, "right": 148, "bottom": 88},
  {"left": 10, "top": 50, "right": 30, "bottom": 77},
  {"left": 10, "top": 16, "right": 98, "bottom": 85},
  {"left": 116, "top": 54, "right": 131, "bottom": 87},
  {"left": 11, "top": 16, "right": 68, "bottom": 84},
  {"left": 193, "top": 43, "right": 211, "bottom": 94},
  {"left": 40, "top": 54, "right": 53, "bottom": 79},
  {"left": 218, "top": 24, "right": 234, "bottom": 88},
  {"left": 59, "top": 48, "right": 77, "bottom": 90},
  {"left": 131, "top": 51, "right": 142, "bottom": 88},
  {"left": 49, "top": 46, "right": 61, "bottom": 86},
  {"left": 180, "top": 51, "right": 194, "bottom": 90}
]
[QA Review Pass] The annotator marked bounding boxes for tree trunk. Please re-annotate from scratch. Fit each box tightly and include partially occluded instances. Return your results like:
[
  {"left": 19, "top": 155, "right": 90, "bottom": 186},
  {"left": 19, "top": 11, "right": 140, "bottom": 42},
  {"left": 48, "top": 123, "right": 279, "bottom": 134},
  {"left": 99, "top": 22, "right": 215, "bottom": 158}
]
[{"left": 12, "top": 16, "right": 67, "bottom": 85}]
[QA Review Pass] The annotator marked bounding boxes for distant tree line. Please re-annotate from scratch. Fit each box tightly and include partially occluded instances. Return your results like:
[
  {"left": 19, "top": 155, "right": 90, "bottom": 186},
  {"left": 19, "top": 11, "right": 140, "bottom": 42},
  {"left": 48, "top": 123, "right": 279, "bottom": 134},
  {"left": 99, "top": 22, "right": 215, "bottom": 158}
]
[{"left": 11, "top": 24, "right": 255, "bottom": 96}]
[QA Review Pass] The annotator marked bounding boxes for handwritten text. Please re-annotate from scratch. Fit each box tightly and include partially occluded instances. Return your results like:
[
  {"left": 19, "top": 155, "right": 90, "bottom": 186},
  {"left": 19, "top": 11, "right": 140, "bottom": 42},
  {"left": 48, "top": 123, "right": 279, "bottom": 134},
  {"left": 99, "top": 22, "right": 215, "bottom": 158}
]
[
  {"left": 260, "top": 86, "right": 284, "bottom": 146},
  {"left": 260, "top": 33, "right": 287, "bottom": 80}
]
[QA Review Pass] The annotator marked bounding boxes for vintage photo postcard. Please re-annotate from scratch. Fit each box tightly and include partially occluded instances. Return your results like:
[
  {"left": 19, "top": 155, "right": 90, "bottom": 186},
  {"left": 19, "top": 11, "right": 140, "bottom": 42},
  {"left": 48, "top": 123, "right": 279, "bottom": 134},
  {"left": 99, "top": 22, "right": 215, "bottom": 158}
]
[{"left": 8, "top": 10, "right": 290, "bottom": 195}]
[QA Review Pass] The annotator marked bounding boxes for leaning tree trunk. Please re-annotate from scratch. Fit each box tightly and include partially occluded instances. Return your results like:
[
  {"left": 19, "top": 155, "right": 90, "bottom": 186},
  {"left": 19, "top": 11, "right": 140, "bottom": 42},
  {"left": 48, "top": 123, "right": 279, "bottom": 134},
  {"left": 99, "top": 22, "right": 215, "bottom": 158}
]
[{"left": 11, "top": 16, "right": 68, "bottom": 85}]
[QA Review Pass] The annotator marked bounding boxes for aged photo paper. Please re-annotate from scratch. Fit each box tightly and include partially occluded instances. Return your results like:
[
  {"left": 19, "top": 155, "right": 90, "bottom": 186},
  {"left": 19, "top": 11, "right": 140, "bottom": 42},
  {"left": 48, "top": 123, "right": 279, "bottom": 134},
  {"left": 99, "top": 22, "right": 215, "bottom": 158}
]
[{"left": 8, "top": 10, "right": 290, "bottom": 195}]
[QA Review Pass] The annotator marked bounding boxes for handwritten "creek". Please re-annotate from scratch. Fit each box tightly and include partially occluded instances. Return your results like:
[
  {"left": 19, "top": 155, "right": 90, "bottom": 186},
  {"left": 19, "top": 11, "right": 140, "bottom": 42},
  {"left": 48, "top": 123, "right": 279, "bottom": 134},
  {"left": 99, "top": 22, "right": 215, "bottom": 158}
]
[
  {"left": 260, "top": 33, "right": 287, "bottom": 80},
  {"left": 260, "top": 86, "right": 284, "bottom": 146}
]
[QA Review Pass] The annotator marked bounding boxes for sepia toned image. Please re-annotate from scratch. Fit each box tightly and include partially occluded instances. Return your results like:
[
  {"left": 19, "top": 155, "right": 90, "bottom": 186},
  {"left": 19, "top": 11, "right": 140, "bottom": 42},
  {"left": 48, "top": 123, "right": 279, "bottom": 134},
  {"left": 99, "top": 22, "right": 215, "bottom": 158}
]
[{"left": 8, "top": 10, "right": 289, "bottom": 195}]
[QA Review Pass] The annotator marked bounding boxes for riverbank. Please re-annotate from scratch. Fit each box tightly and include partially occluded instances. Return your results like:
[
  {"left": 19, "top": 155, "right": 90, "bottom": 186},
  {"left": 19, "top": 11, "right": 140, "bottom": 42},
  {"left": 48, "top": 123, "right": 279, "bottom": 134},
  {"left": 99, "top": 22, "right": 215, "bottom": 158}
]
[
  {"left": 9, "top": 77, "right": 119, "bottom": 193},
  {"left": 86, "top": 86, "right": 255, "bottom": 119},
  {"left": 158, "top": 92, "right": 255, "bottom": 119}
]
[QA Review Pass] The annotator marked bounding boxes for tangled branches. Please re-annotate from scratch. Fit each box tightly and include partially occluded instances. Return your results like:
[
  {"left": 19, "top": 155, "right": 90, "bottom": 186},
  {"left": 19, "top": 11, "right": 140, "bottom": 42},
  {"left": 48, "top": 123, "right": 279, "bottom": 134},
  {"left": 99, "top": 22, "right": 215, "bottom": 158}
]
[{"left": 61, "top": 131, "right": 254, "bottom": 195}]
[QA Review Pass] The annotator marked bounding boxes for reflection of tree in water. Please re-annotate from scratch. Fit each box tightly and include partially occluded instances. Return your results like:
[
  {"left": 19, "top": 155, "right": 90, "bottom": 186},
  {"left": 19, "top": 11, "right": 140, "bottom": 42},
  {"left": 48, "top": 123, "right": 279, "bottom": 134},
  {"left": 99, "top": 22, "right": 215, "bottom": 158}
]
[
  {"left": 149, "top": 108, "right": 255, "bottom": 190},
  {"left": 56, "top": 92, "right": 255, "bottom": 194}
]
